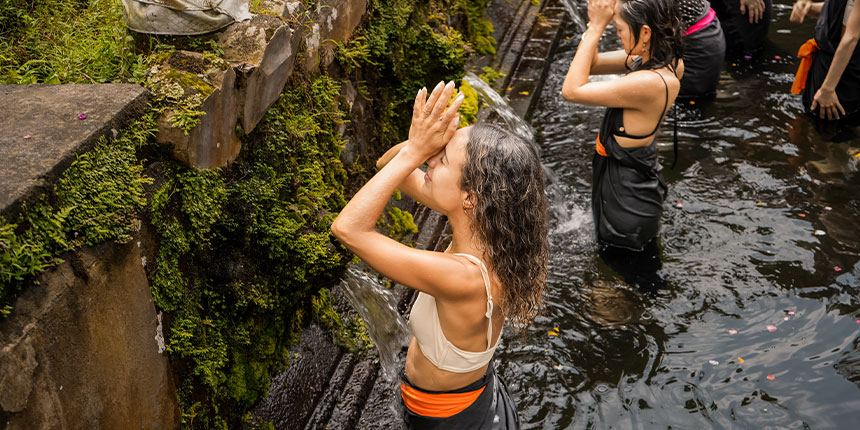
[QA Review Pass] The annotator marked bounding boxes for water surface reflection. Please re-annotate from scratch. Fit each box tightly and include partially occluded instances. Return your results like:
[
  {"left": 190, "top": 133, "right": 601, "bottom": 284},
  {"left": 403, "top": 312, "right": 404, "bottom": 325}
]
[{"left": 496, "top": 2, "right": 860, "bottom": 428}]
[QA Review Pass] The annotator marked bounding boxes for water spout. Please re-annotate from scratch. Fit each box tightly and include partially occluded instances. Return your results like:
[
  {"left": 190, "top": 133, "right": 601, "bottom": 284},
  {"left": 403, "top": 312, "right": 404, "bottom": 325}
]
[
  {"left": 341, "top": 266, "right": 410, "bottom": 383},
  {"left": 463, "top": 73, "right": 536, "bottom": 142}
]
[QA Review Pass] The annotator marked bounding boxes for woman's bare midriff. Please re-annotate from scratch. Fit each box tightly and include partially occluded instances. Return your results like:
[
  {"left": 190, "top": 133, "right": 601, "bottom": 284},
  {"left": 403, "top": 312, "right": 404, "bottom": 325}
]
[{"left": 405, "top": 336, "right": 489, "bottom": 391}]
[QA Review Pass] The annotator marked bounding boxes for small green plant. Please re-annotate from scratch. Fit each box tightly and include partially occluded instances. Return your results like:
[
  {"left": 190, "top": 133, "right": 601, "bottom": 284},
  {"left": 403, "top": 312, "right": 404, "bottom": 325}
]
[
  {"left": 167, "top": 94, "right": 207, "bottom": 134},
  {"left": 478, "top": 66, "right": 506, "bottom": 87}
]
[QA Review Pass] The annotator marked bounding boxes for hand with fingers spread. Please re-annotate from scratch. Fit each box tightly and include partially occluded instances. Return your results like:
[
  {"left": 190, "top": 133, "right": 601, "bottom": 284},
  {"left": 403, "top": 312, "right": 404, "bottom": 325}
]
[
  {"left": 407, "top": 80, "right": 464, "bottom": 161},
  {"left": 811, "top": 87, "right": 846, "bottom": 120},
  {"left": 739, "top": 0, "right": 765, "bottom": 24}
]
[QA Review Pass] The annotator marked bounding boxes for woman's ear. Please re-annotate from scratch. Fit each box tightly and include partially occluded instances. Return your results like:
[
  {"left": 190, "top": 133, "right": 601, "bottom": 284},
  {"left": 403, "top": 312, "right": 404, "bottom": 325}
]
[
  {"left": 463, "top": 193, "right": 477, "bottom": 210},
  {"left": 639, "top": 24, "right": 652, "bottom": 48}
]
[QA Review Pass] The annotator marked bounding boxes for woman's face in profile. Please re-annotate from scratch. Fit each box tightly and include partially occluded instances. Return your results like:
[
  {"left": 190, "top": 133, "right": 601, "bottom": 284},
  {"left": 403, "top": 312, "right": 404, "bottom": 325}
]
[
  {"left": 423, "top": 126, "right": 472, "bottom": 215},
  {"left": 613, "top": 3, "right": 635, "bottom": 54}
]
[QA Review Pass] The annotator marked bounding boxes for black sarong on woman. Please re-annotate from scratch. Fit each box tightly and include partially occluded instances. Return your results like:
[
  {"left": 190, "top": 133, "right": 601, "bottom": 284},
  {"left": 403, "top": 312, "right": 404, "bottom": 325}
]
[{"left": 592, "top": 70, "right": 669, "bottom": 251}]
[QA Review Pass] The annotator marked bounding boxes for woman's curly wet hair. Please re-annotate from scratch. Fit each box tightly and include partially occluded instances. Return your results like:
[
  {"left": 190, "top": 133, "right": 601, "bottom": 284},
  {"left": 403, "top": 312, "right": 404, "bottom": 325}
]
[
  {"left": 618, "top": 0, "right": 685, "bottom": 74},
  {"left": 460, "top": 123, "right": 549, "bottom": 330}
]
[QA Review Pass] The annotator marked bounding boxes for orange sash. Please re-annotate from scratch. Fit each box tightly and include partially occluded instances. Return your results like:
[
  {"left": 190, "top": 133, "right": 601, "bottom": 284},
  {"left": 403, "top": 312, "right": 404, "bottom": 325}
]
[
  {"left": 596, "top": 134, "right": 607, "bottom": 156},
  {"left": 400, "top": 382, "right": 485, "bottom": 418},
  {"left": 791, "top": 38, "right": 819, "bottom": 95}
]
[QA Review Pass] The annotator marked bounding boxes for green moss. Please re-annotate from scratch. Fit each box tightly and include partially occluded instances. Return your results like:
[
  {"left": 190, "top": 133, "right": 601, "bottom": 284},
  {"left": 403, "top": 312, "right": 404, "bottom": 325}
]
[
  {"left": 148, "top": 73, "right": 351, "bottom": 427},
  {"left": 0, "top": 112, "right": 155, "bottom": 306},
  {"left": 453, "top": 0, "right": 497, "bottom": 55},
  {"left": 0, "top": 0, "right": 138, "bottom": 84},
  {"left": 458, "top": 79, "right": 479, "bottom": 126},
  {"left": 478, "top": 65, "right": 505, "bottom": 87}
]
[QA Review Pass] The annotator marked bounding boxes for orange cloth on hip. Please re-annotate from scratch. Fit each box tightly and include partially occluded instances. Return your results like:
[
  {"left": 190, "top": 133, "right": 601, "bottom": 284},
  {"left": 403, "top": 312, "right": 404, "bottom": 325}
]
[
  {"left": 791, "top": 38, "right": 819, "bottom": 95},
  {"left": 400, "top": 382, "right": 485, "bottom": 418},
  {"left": 596, "top": 134, "right": 607, "bottom": 157}
]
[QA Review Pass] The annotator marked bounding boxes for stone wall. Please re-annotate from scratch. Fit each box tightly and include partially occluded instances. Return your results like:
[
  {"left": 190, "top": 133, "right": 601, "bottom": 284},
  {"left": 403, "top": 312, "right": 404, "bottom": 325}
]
[{"left": 0, "top": 232, "right": 179, "bottom": 428}]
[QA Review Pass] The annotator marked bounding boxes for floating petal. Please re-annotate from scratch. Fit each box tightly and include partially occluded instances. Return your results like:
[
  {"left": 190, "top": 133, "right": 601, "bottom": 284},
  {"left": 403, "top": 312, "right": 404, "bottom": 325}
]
[
  {"left": 728, "top": 329, "right": 738, "bottom": 335},
  {"left": 767, "top": 325, "right": 777, "bottom": 332}
]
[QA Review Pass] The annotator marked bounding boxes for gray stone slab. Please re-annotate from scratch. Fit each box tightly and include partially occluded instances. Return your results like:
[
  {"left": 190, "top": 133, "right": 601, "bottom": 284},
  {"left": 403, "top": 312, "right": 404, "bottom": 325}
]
[{"left": 0, "top": 84, "right": 148, "bottom": 218}]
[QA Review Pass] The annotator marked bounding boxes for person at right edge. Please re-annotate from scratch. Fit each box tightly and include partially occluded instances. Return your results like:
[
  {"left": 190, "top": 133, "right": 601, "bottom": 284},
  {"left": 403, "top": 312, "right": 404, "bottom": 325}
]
[
  {"left": 790, "top": 0, "right": 860, "bottom": 126},
  {"left": 711, "top": 0, "right": 771, "bottom": 59},
  {"left": 561, "top": 0, "right": 684, "bottom": 290}
]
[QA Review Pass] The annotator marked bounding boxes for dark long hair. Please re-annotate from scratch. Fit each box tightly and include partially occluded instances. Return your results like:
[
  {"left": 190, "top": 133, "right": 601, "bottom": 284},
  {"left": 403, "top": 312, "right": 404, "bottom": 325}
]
[
  {"left": 618, "top": 0, "right": 685, "bottom": 74},
  {"left": 460, "top": 124, "right": 549, "bottom": 330}
]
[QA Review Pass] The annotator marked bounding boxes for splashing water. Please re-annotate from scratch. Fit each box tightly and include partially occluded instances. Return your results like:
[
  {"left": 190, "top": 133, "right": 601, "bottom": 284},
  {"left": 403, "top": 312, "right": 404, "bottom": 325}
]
[
  {"left": 341, "top": 266, "right": 410, "bottom": 383},
  {"left": 464, "top": 72, "right": 536, "bottom": 142}
]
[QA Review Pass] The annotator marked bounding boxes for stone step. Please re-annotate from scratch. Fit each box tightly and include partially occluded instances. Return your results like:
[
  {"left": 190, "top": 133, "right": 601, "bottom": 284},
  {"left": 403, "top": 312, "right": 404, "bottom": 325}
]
[{"left": 0, "top": 84, "right": 148, "bottom": 219}]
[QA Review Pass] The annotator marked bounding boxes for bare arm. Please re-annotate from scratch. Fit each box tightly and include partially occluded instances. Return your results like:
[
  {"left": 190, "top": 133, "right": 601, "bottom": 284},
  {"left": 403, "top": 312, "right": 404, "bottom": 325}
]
[
  {"left": 811, "top": 3, "right": 860, "bottom": 120},
  {"left": 331, "top": 82, "right": 473, "bottom": 299},
  {"left": 375, "top": 141, "right": 443, "bottom": 212},
  {"left": 590, "top": 49, "right": 636, "bottom": 75}
]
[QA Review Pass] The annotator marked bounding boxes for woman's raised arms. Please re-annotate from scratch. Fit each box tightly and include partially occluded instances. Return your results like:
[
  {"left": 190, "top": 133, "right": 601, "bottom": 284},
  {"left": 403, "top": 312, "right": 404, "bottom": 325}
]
[{"left": 331, "top": 82, "right": 479, "bottom": 300}]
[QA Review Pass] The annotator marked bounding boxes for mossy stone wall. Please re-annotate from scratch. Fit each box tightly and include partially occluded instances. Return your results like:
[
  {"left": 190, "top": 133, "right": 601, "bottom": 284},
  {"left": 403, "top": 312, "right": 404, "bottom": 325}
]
[{"left": 0, "top": 0, "right": 498, "bottom": 427}]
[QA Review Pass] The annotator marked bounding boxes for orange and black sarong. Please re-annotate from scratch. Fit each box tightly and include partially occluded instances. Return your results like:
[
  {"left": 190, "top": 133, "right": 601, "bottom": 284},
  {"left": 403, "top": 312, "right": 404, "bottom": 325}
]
[
  {"left": 791, "top": 38, "right": 819, "bottom": 95},
  {"left": 400, "top": 364, "right": 519, "bottom": 429}
]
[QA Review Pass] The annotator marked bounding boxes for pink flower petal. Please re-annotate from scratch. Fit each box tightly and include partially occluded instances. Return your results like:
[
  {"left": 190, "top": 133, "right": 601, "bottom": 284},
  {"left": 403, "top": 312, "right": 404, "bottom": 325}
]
[
  {"left": 767, "top": 374, "right": 775, "bottom": 380},
  {"left": 835, "top": 266, "right": 842, "bottom": 272},
  {"left": 728, "top": 329, "right": 738, "bottom": 335},
  {"left": 78, "top": 113, "right": 87, "bottom": 120},
  {"left": 787, "top": 311, "right": 795, "bottom": 316},
  {"left": 23, "top": 135, "right": 30, "bottom": 139},
  {"left": 709, "top": 360, "right": 719, "bottom": 365},
  {"left": 766, "top": 325, "right": 777, "bottom": 332},
  {"left": 799, "top": 213, "right": 806, "bottom": 217}
]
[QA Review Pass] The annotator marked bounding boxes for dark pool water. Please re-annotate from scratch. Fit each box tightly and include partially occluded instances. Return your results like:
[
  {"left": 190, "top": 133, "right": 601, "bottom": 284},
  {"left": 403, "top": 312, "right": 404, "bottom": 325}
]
[{"left": 495, "top": 2, "right": 860, "bottom": 428}]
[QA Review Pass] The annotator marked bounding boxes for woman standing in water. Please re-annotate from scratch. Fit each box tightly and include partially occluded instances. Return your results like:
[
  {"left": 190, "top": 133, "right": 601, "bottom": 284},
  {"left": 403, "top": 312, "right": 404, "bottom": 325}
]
[
  {"left": 791, "top": 0, "right": 860, "bottom": 123},
  {"left": 561, "top": 0, "right": 684, "bottom": 252},
  {"left": 331, "top": 81, "right": 548, "bottom": 428}
]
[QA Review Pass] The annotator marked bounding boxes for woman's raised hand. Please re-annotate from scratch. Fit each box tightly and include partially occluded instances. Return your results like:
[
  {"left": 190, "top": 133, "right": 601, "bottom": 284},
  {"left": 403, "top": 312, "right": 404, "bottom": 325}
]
[
  {"left": 587, "top": 0, "right": 616, "bottom": 28},
  {"left": 790, "top": 0, "right": 812, "bottom": 23},
  {"left": 407, "top": 81, "right": 464, "bottom": 160}
]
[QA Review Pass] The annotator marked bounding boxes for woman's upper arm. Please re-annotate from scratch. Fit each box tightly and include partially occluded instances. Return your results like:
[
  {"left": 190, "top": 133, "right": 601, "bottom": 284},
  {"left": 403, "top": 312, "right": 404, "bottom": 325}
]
[
  {"left": 335, "top": 230, "right": 478, "bottom": 300},
  {"left": 562, "top": 72, "right": 659, "bottom": 109},
  {"left": 845, "top": 3, "right": 860, "bottom": 40},
  {"left": 591, "top": 50, "right": 633, "bottom": 75}
]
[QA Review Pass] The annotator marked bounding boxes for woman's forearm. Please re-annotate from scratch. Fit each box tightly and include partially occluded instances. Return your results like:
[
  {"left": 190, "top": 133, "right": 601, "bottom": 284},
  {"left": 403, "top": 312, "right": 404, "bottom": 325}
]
[
  {"left": 332, "top": 147, "right": 424, "bottom": 241},
  {"left": 821, "top": 19, "right": 860, "bottom": 91},
  {"left": 561, "top": 25, "right": 604, "bottom": 101}
]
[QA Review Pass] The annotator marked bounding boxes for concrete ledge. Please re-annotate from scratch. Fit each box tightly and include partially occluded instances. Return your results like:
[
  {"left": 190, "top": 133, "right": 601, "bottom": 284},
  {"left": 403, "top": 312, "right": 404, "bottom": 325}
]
[{"left": 0, "top": 84, "right": 148, "bottom": 219}]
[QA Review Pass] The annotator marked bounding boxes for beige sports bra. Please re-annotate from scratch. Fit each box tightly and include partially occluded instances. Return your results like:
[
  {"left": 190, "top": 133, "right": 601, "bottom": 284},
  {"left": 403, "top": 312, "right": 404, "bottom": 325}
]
[{"left": 408, "top": 253, "right": 500, "bottom": 373}]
